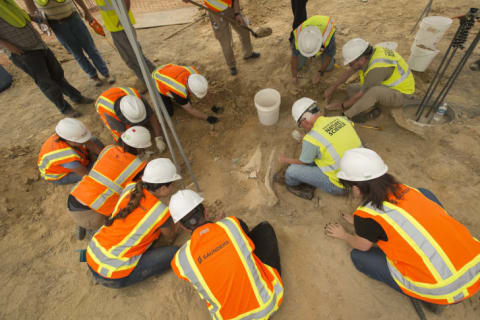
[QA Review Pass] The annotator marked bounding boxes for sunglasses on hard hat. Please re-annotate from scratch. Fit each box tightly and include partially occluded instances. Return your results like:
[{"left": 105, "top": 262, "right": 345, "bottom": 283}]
[{"left": 297, "top": 105, "right": 319, "bottom": 127}]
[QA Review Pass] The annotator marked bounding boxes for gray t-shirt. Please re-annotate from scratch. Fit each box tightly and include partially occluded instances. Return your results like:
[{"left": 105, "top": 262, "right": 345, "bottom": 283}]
[
  {"left": 362, "top": 67, "right": 394, "bottom": 92},
  {"left": 0, "top": 19, "right": 45, "bottom": 55},
  {"left": 299, "top": 140, "right": 321, "bottom": 164}
]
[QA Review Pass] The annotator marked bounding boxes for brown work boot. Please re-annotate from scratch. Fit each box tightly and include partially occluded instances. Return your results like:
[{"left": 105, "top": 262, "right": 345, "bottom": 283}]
[
  {"left": 351, "top": 107, "right": 381, "bottom": 123},
  {"left": 286, "top": 184, "right": 315, "bottom": 200},
  {"left": 421, "top": 301, "right": 447, "bottom": 315}
]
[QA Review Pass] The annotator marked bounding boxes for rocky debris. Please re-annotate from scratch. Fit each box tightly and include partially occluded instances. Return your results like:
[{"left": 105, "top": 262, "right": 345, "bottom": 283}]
[{"left": 3, "top": 145, "right": 33, "bottom": 159}]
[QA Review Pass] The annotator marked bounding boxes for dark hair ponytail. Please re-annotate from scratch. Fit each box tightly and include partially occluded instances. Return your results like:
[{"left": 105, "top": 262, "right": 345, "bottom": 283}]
[
  {"left": 340, "top": 173, "right": 403, "bottom": 210},
  {"left": 118, "top": 139, "right": 138, "bottom": 155}
]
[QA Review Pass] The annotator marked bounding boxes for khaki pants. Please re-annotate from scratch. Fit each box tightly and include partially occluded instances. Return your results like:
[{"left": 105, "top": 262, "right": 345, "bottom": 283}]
[
  {"left": 344, "top": 84, "right": 406, "bottom": 118},
  {"left": 68, "top": 209, "right": 107, "bottom": 230},
  {"left": 209, "top": 7, "right": 253, "bottom": 68}
]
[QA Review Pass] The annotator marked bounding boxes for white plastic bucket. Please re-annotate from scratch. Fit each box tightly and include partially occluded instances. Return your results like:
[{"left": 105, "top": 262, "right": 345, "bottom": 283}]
[
  {"left": 254, "top": 88, "right": 281, "bottom": 126},
  {"left": 408, "top": 44, "right": 440, "bottom": 72},
  {"left": 414, "top": 16, "right": 452, "bottom": 48},
  {"left": 376, "top": 41, "right": 398, "bottom": 51}
]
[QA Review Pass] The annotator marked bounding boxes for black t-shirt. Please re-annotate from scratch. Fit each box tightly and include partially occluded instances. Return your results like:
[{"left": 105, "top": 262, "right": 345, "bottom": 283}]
[
  {"left": 170, "top": 92, "right": 190, "bottom": 106},
  {"left": 354, "top": 215, "right": 388, "bottom": 243}
]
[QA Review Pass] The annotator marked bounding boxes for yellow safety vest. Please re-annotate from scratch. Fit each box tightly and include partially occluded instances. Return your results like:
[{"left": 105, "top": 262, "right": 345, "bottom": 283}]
[
  {"left": 359, "top": 46, "right": 415, "bottom": 95},
  {"left": 95, "top": 0, "right": 135, "bottom": 32},
  {"left": 0, "top": 0, "right": 31, "bottom": 28},
  {"left": 34, "top": 0, "right": 65, "bottom": 7},
  {"left": 293, "top": 15, "right": 335, "bottom": 56},
  {"left": 303, "top": 116, "right": 362, "bottom": 188}
]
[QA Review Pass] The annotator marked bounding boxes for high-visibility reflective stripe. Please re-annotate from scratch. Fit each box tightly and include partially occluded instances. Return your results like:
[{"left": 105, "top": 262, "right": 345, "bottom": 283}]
[
  {"left": 363, "top": 202, "right": 454, "bottom": 281},
  {"left": 96, "top": 97, "right": 115, "bottom": 112},
  {"left": 218, "top": 218, "right": 271, "bottom": 304},
  {"left": 322, "top": 18, "right": 334, "bottom": 44},
  {"left": 367, "top": 58, "right": 411, "bottom": 88},
  {"left": 176, "top": 244, "right": 221, "bottom": 316},
  {"left": 42, "top": 172, "right": 66, "bottom": 180},
  {"left": 205, "top": 0, "right": 229, "bottom": 11},
  {"left": 153, "top": 73, "right": 187, "bottom": 97},
  {"left": 115, "top": 157, "right": 144, "bottom": 186},
  {"left": 90, "top": 189, "right": 115, "bottom": 210},
  {"left": 89, "top": 170, "right": 123, "bottom": 194},
  {"left": 38, "top": 148, "right": 80, "bottom": 171},
  {"left": 389, "top": 68, "right": 411, "bottom": 87},
  {"left": 237, "top": 281, "right": 284, "bottom": 319},
  {"left": 111, "top": 182, "right": 137, "bottom": 215},
  {"left": 119, "top": 87, "right": 139, "bottom": 97},
  {"left": 96, "top": 145, "right": 114, "bottom": 160},
  {"left": 88, "top": 237, "right": 142, "bottom": 276},
  {"left": 306, "top": 130, "right": 340, "bottom": 172},
  {"left": 387, "top": 258, "right": 480, "bottom": 300},
  {"left": 181, "top": 66, "right": 198, "bottom": 75},
  {"left": 110, "top": 202, "right": 168, "bottom": 256}
]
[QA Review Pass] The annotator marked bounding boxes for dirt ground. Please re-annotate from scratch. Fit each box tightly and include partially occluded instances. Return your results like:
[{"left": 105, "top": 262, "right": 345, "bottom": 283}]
[{"left": 1, "top": 0, "right": 480, "bottom": 319}]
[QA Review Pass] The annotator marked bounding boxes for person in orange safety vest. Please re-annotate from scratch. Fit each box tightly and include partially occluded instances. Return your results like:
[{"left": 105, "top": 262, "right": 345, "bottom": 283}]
[
  {"left": 152, "top": 63, "right": 221, "bottom": 124},
  {"left": 86, "top": 158, "right": 182, "bottom": 288},
  {"left": 170, "top": 189, "right": 284, "bottom": 320},
  {"left": 95, "top": 86, "right": 167, "bottom": 152},
  {"left": 68, "top": 126, "right": 151, "bottom": 240},
  {"left": 326, "top": 148, "right": 480, "bottom": 315},
  {"left": 38, "top": 118, "right": 103, "bottom": 185}
]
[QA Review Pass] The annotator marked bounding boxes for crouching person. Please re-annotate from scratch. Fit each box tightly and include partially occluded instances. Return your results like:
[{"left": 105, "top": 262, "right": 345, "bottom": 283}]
[{"left": 170, "top": 190, "right": 284, "bottom": 319}]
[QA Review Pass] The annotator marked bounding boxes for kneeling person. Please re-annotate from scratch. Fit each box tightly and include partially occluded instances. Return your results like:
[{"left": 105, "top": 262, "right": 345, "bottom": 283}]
[{"left": 170, "top": 190, "right": 284, "bottom": 320}]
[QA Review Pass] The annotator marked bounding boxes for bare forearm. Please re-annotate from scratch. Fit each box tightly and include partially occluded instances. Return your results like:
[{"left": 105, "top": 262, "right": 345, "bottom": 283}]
[
  {"left": 320, "top": 54, "right": 332, "bottom": 73},
  {"left": 341, "top": 232, "right": 372, "bottom": 251},
  {"left": 182, "top": 103, "right": 207, "bottom": 120},
  {"left": 291, "top": 55, "right": 299, "bottom": 78},
  {"left": 333, "top": 68, "right": 356, "bottom": 90},
  {"left": 284, "top": 158, "right": 306, "bottom": 165}
]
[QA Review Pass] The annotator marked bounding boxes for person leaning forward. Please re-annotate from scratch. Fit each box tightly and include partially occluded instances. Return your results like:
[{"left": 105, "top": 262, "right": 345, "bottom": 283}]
[
  {"left": 0, "top": 0, "right": 93, "bottom": 117},
  {"left": 325, "top": 38, "right": 415, "bottom": 123},
  {"left": 68, "top": 126, "right": 150, "bottom": 239},
  {"left": 38, "top": 118, "right": 104, "bottom": 185},
  {"left": 183, "top": 0, "right": 260, "bottom": 75},
  {"left": 152, "top": 64, "right": 220, "bottom": 124},
  {"left": 326, "top": 148, "right": 480, "bottom": 313},
  {"left": 276, "top": 97, "right": 362, "bottom": 200},
  {"left": 169, "top": 189, "right": 284, "bottom": 320},
  {"left": 96, "top": 86, "right": 166, "bottom": 152},
  {"left": 291, "top": 15, "right": 336, "bottom": 85}
]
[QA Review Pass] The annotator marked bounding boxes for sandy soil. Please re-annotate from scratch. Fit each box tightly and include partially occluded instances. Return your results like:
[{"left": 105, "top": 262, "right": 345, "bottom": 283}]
[{"left": 1, "top": 0, "right": 480, "bottom": 319}]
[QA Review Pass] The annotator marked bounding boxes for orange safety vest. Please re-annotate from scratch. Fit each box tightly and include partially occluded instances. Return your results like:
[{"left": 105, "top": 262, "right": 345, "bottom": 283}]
[
  {"left": 86, "top": 182, "right": 171, "bottom": 279},
  {"left": 37, "top": 134, "right": 89, "bottom": 181},
  {"left": 204, "top": 0, "right": 231, "bottom": 12},
  {"left": 152, "top": 64, "right": 199, "bottom": 99},
  {"left": 70, "top": 145, "right": 146, "bottom": 216},
  {"left": 171, "top": 217, "right": 284, "bottom": 319},
  {"left": 355, "top": 185, "right": 480, "bottom": 304},
  {"left": 95, "top": 87, "right": 141, "bottom": 142}
]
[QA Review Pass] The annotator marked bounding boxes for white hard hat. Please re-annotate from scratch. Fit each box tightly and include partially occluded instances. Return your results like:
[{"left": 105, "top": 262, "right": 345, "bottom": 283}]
[
  {"left": 169, "top": 189, "right": 204, "bottom": 223},
  {"left": 142, "top": 158, "right": 182, "bottom": 184},
  {"left": 55, "top": 118, "right": 91, "bottom": 143},
  {"left": 119, "top": 95, "right": 147, "bottom": 124},
  {"left": 292, "top": 97, "right": 317, "bottom": 123},
  {"left": 342, "top": 38, "right": 370, "bottom": 65},
  {"left": 187, "top": 74, "right": 208, "bottom": 99},
  {"left": 337, "top": 148, "right": 388, "bottom": 181},
  {"left": 120, "top": 126, "right": 152, "bottom": 149},
  {"left": 298, "top": 26, "right": 323, "bottom": 57}
]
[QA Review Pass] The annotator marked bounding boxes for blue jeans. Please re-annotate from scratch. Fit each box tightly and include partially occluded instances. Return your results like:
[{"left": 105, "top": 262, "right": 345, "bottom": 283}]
[
  {"left": 285, "top": 164, "right": 344, "bottom": 195},
  {"left": 49, "top": 13, "right": 109, "bottom": 79},
  {"left": 90, "top": 245, "right": 178, "bottom": 288},
  {"left": 351, "top": 188, "right": 444, "bottom": 293},
  {"left": 51, "top": 172, "right": 82, "bottom": 185}
]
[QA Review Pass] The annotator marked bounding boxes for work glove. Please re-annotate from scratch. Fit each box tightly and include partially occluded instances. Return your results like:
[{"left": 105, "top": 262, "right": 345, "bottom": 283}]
[
  {"left": 154, "top": 136, "right": 167, "bottom": 153},
  {"left": 211, "top": 105, "right": 224, "bottom": 114},
  {"left": 207, "top": 116, "right": 219, "bottom": 124}
]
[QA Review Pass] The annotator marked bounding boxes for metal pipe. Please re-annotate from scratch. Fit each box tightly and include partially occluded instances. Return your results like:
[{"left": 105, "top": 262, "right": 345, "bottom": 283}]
[{"left": 110, "top": 0, "right": 201, "bottom": 192}]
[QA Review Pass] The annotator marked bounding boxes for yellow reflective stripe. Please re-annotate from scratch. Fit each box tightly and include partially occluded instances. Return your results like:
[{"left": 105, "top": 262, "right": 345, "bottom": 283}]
[
  {"left": 205, "top": 0, "right": 229, "bottom": 11},
  {"left": 112, "top": 182, "right": 136, "bottom": 214},
  {"left": 96, "top": 96, "right": 116, "bottom": 113},
  {"left": 118, "top": 87, "right": 140, "bottom": 98},
  {"left": 181, "top": 66, "right": 198, "bottom": 75}
]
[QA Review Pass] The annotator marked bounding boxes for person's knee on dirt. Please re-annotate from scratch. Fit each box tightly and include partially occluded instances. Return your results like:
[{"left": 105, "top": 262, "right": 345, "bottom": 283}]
[
  {"left": 38, "top": 118, "right": 104, "bottom": 185},
  {"left": 152, "top": 64, "right": 220, "bottom": 124},
  {"left": 69, "top": 126, "right": 151, "bottom": 232},
  {"left": 96, "top": 87, "right": 167, "bottom": 153},
  {"left": 85, "top": 158, "right": 181, "bottom": 288},
  {"left": 290, "top": 15, "right": 337, "bottom": 85},
  {"left": 326, "top": 148, "right": 480, "bottom": 311},
  {"left": 169, "top": 189, "right": 284, "bottom": 318},
  {"left": 277, "top": 97, "right": 362, "bottom": 200},
  {"left": 324, "top": 38, "right": 415, "bottom": 122}
]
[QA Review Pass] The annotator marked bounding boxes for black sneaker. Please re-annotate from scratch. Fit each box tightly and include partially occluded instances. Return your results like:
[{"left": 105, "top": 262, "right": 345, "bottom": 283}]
[
  {"left": 76, "top": 226, "right": 86, "bottom": 240},
  {"left": 63, "top": 108, "right": 82, "bottom": 118},
  {"left": 286, "top": 184, "right": 315, "bottom": 200},
  {"left": 230, "top": 67, "right": 238, "bottom": 75},
  {"left": 244, "top": 52, "right": 261, "bottom": 60},
  {"left": 421, "top": 301, "right": 447, "bottom": 315},
  {"left": 73, "top": 96, "right": 95, "bottom": 104}
]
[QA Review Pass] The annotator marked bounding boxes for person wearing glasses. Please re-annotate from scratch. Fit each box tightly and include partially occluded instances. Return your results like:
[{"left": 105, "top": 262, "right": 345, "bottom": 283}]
[
  {"left": 324, "top": 38, "right": 415, "bottom": 123},
  {"left": 276, "top": 97, "right": 362, "bottom": 200}
]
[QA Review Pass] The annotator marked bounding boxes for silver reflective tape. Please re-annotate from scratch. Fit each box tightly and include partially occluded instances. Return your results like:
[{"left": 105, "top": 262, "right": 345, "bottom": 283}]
[
  {"left": 39, "top": 149, "right": 78, "bottom": 170},
  {"left": 89, "top": 170, "right": 123, "bottom": 194},
  {"left": 153, "top": 73, "right": 187, "bottom": 97},
  {"left": 90, "top": 189, "right": 114, "bottom": 210},
  {"left": 114, "top": 157, "right": 144, "bottom": 186},
  {"left": 88, "top": 238, "right": 141, "bottom": 269}
]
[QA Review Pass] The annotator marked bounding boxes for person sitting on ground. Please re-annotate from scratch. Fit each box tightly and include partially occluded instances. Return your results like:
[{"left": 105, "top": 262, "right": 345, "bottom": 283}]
[
  {"left": 68, "top": 126, "right": 150, "bottom": 239},
  {"left": 170, "top": 189, "right": 284, "bottom": 319},
  {"left": 324, "top": 38, "right": 415, "bottom": 123},
  {"left": 96, "top": 86, "right": 167, "bottom": 152},
  {"left": 326, "top": 148, "right": 480, "bottom": 313},
  {"left": 86, "top": 158, "right": 181, "bottom": 288},
  {"left": 291, "top": 15, "right": 336, "bottom": 85},
  {"left": 38, "top": 118, "right": 104, "bottom": 185},
  {"left": 276, "top": 97, "right": 362, "bottom": 200},
  {"left": 152, "top": 63, "right": 220, "bottom": 124}
]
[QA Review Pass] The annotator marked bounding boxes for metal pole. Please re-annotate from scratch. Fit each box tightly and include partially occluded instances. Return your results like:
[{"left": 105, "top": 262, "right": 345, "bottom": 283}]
[
  {"left": 410, "top": 0, "right": 433, "bottom": 35},
  {"left": 110, "top": 0, "right": 201, "bottom": 192}
]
